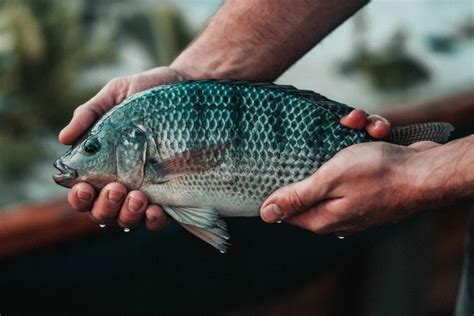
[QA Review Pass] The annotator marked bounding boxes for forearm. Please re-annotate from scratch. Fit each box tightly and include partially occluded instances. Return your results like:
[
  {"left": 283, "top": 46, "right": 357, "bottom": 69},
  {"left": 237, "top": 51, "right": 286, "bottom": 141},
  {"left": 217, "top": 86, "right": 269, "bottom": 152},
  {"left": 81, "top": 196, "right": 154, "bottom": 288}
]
[
  {"left": 171, "top": 0, "right": 368, "bottom": 81},
  {"left": 406, "top": 136, "right": 474, "bottom": 209}
]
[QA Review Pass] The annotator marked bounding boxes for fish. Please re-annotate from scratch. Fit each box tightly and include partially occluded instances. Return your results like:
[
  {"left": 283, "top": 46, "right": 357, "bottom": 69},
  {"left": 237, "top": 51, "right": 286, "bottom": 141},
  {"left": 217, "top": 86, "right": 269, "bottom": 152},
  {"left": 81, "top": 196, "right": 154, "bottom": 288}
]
[{"left": 53, "top": 80, "right": 454, "bottom": 252}]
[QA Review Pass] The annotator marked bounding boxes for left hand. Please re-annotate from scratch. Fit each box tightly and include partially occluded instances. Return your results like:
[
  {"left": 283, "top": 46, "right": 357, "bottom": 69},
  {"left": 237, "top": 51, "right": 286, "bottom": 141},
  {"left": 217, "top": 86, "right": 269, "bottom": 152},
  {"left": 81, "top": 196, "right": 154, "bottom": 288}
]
[{"left": 259, "top": 109, "right": 427, "bottom": 235}]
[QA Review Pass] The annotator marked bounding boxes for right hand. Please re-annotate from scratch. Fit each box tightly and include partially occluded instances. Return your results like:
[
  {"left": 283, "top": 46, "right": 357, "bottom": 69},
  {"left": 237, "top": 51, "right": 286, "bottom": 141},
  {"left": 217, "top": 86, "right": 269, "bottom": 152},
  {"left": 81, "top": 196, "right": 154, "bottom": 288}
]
[{"left": 59, "top": 66, "right": 187, "bottom": 231}]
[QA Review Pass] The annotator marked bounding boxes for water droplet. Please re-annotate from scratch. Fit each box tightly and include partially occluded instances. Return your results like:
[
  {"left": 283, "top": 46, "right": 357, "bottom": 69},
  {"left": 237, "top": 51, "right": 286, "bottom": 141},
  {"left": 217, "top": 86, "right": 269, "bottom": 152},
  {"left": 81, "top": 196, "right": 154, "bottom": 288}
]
[
  {"left": 219, "top": 250, "right": 225, "bottom": 254},
  {"left": 99, "top": 224, "right": 106, "bottom": 228},
  {"left": 337, "top": 235, "right": 345, "bottom": 240},
  {"left": 276, "top": 221, "right": 282, "bottom": 224},
  {"left": 124, "top": 228, "right": 130, "bottom": 233}
]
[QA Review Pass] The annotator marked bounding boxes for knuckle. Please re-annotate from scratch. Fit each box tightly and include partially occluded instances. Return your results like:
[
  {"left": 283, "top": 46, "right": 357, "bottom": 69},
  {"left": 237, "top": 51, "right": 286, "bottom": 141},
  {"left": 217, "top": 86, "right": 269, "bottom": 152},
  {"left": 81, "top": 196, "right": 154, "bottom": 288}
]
[
  {"left": 106, "top": 77, "right": 121, "bottom": 88},
  {"left": 285, "top": 189, "right": 307, "bottom": 214},
  {"left": 73, "top": 105, "right": 83, "bottom": 117},
  {"left": 107, "top": 77, "right": 127, "bottom": 92}
]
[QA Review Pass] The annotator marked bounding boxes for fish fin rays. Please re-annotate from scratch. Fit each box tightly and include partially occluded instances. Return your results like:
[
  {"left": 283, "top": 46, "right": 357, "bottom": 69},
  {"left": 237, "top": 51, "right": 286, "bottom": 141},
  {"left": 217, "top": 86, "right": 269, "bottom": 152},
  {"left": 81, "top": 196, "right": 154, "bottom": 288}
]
[
  {"left": 163, "top": 206, "right": 224, "bottom": 229},
  {"left": 152, "top": 142, "right": 231, "bottom": 183},
  {"left": 181, "top": 223, "right": 230, "bottom": 253},
  {"left": 387, "top": 122, "right": 454, "bottom": 145},
  {"left": 163, "top": 205, "right": 230, "bottom": 253}
]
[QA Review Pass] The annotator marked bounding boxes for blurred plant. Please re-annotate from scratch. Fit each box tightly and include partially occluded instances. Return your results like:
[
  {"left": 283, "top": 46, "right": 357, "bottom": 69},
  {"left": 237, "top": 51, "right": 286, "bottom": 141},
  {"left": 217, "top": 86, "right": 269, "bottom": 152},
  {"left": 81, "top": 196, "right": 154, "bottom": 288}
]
[
  {"left": 0, "top": 0, "right": 192, "bottom": 179},
  {"left": 0, "top": 0, "right": 116, "bottom": 133},
  {"left": 115, "top": 4, "right": 193, "bottom": 65},
  {"left": 340, "top": 14, "right": 430, "bottom": 92},
  {"left": 426, "top": 15, "right": 474, "bottom": 54},
  {"left": 0, "top": 0, "right": 117, "bottom": 177}
]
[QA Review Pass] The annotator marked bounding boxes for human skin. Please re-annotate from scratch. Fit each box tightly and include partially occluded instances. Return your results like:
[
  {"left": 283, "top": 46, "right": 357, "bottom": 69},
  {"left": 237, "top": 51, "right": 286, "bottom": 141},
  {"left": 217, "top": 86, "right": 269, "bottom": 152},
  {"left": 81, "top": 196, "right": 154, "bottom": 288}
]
[
  {"left": 60, "top": 0, "right": 393, "bottom": 230},
  {"left": 260, "top": 136, "right": 474, "bottom": 236}
]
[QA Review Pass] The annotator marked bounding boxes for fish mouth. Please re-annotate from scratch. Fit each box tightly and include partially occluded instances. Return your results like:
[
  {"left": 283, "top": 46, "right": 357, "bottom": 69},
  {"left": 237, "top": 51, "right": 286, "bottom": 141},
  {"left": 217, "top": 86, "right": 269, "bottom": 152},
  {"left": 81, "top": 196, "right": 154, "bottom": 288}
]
[{"left": 53, "top": 160, "right": 78, "bottom": 188}]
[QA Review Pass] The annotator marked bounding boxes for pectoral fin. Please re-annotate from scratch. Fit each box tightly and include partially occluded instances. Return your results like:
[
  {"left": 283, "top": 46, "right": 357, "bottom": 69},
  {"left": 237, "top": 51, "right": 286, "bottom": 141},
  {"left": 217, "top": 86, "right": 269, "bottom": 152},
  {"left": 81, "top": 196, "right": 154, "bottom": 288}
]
[
  {"left": 162, "top": 206, "right": 230, "bottom": 253},
  {"left": 152, "top": 142, "right": 230, "bottom": 183}
]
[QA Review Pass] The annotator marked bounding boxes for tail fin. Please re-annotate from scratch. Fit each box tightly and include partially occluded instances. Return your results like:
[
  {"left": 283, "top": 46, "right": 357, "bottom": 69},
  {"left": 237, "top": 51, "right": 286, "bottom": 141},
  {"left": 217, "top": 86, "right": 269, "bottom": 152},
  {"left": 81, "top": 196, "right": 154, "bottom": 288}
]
[{"left": 386, "top": 122, "right": 454, "bottom": 145}]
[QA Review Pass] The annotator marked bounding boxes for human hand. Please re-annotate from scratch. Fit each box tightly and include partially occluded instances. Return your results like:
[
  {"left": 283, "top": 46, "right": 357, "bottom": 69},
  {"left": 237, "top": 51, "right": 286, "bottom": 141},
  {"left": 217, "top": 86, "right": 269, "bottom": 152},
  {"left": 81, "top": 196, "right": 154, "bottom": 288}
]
[
  {"left": 258, "top": 110, "right": 434, "bottom": 235},
  {"left": 60, "top": 67, "right": 187, "bottom": 231}
]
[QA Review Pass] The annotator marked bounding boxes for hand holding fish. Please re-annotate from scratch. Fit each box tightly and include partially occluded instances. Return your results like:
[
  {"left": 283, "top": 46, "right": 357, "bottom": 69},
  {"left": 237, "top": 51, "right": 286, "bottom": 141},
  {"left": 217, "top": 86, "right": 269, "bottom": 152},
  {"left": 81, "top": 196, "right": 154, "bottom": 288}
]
[
  {"left": 59, "top": 67, "right": 188, "bottom": 230},
  {"left": 54, "top": 79, "right": 455, "bottom": 251},
  {"left": 260, "top": 136, "right": 474, "bottom": 237},
  {"left": 58, "top": 71, "right": 390, "bottom": 233},
  {"left": 260, "top": 141, "right": 439, "bottom": 235}
]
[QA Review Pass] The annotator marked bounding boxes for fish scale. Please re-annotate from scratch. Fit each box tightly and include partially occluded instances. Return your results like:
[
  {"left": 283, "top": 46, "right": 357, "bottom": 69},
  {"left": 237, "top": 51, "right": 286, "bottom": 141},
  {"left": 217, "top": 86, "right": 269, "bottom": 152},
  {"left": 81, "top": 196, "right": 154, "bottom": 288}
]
[
  {"left": 139, "top": 81, "right": 369, "bottom": 215},
  {"left": 54, "top": 80, "right": 454, "bottom": 252}
]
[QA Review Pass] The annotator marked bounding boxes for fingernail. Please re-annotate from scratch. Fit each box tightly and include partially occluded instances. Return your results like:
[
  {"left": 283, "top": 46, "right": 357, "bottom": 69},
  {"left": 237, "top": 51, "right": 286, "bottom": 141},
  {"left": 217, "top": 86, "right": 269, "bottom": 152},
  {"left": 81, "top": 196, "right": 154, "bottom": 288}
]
[
  {"left": 128, "top": 197, "right": 143, "bottom": 212},
  {"left": 374, "top": 120, "right": 385, "bottom": 129},
  {"left": 77, "top": 190, "right": 91, "bottom": 201},
  {"left": 146, "top": 214, "right": 157, "bottom": 222},
  {"left": 262, "top": 204, "right": 283, "bottom": 223},
  {"left": 107, "top": 190, "right": 125, "bottom": 203}
]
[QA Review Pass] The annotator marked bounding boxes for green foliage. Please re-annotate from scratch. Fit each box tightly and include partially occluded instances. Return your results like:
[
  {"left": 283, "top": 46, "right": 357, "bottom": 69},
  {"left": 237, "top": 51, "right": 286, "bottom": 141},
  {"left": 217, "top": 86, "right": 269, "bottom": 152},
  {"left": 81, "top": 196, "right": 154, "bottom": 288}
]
[
  {"left": 0, "top": 0, "right": 192, "bottom": 178},
  {"left": 118, "top": 4, "right": 193, "bottom": 65},
  {"left": 340, "top": 27, "right": 431, "bottom": 91},
  {"left": 0, "top": 0, "right": 116, "bottom": 133}
]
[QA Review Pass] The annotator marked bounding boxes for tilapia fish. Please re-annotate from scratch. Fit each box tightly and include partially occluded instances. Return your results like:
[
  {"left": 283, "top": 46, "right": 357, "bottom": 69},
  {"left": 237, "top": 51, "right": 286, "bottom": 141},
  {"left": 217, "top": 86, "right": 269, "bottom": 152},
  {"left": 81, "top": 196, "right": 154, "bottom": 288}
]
[{"left": 53, "top": 80, "right": 453, "bottom": 252}]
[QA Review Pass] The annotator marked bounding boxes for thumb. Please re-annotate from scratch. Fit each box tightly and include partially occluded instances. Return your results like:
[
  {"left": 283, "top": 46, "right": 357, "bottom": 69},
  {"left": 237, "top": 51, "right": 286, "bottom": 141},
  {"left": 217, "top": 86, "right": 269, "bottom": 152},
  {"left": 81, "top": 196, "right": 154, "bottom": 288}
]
[{"left": 260, "top": 176, "right": 325, "bottom": 223}]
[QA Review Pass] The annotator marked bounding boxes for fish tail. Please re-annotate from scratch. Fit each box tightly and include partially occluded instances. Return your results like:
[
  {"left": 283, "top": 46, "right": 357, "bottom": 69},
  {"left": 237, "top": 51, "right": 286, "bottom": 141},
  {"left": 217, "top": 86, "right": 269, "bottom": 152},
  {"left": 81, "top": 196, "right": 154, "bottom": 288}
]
[{"left": 386, "top": 122, "right": 454, "bottom": 145}]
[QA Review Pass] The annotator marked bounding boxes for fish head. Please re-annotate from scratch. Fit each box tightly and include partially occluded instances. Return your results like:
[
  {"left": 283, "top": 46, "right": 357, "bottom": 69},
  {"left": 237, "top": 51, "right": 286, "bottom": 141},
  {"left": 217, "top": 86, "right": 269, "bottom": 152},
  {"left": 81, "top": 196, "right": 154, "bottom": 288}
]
[{"left": 53, "top": 128, "right": 118, "bottom": 189}]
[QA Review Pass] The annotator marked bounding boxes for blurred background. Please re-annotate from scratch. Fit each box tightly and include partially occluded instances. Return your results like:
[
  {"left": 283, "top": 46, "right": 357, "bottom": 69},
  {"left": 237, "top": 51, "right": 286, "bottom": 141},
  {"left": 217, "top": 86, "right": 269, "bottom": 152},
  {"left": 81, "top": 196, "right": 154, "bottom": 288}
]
[{"left": 0, "top": 0, "right": 472, "bottom": 315}]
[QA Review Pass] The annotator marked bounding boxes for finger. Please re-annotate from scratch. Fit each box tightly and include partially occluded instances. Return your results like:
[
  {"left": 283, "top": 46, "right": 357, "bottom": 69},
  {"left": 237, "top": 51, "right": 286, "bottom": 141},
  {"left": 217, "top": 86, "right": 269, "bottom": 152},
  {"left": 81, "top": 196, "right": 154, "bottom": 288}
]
[
  {"left": 59, "top": 78, "right": 128, "bottom": 145},
  {"left": 408, "top": 141, "right": 441, "bottom": 152},
  {"left": 260, "top": 175, "right": 327, "bottom": 223},
  {"left": 366, "top": 115, "right": 391, "bottom": 139},
  {"left": 90, "top": 183, "right": 127, "bottom": 224},
  {"left": 284, "top": 198, "right": 344, "bottom": 234},
  {"left": 145, "top": 205, "right": 168, "bottom": 231},
  {"left": 340, "top": 109, "right": 367, "bottom": 130},
  {"left": 68, "top": 182, "right": 96, "bottom": 211},
  {"left": 117, "top": 190, "right": 148, "bottom": 230}
]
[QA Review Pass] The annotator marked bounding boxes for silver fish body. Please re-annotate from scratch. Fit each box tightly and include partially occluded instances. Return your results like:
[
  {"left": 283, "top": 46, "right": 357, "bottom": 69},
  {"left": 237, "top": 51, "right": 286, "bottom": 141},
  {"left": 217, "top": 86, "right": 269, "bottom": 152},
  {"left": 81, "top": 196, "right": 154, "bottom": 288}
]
[{"left": 54, "top": 80, "right": 453, "bottom": 252}]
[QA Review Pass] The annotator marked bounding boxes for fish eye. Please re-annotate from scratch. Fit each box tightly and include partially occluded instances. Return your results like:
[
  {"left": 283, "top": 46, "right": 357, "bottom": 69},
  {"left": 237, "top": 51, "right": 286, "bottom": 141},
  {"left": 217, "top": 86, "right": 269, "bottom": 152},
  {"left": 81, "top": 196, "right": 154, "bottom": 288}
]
[{"left": 83, "top": 139, "right": 101, "bottom": 155}]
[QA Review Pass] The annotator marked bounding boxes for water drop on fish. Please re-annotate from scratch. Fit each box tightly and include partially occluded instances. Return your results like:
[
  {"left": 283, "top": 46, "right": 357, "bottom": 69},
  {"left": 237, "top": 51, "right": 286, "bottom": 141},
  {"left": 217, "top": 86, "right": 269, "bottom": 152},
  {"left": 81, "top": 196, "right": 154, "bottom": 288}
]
[
  {"left": 124, "top": 228, "right": 130, "bottom": 233},
  {"left": 99, "top": 224, "right": 106, "bottom": 228}
]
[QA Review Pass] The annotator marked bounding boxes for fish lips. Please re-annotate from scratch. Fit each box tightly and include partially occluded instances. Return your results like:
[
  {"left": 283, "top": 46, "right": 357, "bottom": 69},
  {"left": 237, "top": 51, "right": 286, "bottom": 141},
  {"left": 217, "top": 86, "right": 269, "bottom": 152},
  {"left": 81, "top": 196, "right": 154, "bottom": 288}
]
[{"left": 53, "top": 159, "right": 78, "bottom": 188}]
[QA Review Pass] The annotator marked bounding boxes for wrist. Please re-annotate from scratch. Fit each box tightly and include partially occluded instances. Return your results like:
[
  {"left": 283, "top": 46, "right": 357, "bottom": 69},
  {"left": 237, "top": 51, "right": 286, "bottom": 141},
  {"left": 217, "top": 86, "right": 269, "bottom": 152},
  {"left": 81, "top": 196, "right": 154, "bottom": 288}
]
[
  {"left": 170, "top": 54, "right": 217, "bottom": 81},
  {"left": 170, "top": 40, "right": 273, "bottom": 81},
  {"left": 399, "top": 151, "right": 436, "bottom": 211},
  {"left": 384, "top": 149, "right": 426, "bottom": 216},
  {"left": 404, "top": 136, "right": 474, "bottom": 210}
]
